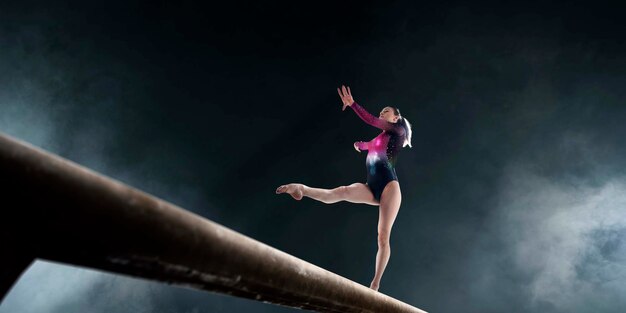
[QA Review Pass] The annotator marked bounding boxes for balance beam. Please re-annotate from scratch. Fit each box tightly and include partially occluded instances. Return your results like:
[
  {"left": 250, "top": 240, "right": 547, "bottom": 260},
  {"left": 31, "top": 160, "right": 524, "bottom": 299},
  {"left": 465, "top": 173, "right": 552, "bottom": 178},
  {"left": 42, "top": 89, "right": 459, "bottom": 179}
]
[{"left": 0, "top": 132, "right": 426, "bottom": 313}]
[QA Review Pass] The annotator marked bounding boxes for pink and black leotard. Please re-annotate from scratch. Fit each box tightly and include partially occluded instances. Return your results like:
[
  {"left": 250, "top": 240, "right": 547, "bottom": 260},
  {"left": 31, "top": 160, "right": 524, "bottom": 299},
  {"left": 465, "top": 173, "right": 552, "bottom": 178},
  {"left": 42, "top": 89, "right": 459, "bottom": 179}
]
[{"left": 351, "top": 102, "right": 406, "bottom": 201}]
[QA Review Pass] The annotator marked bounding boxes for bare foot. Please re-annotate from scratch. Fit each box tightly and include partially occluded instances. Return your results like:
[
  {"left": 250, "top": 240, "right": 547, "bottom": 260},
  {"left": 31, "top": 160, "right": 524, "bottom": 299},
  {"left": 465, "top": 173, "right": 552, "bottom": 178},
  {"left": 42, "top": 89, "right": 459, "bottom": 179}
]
[
  {"left": 369, "top": 281, "right": 380, "bottom": 291},
  {"left": 275, "top": 183, "right": 304, "bottom": 200}
]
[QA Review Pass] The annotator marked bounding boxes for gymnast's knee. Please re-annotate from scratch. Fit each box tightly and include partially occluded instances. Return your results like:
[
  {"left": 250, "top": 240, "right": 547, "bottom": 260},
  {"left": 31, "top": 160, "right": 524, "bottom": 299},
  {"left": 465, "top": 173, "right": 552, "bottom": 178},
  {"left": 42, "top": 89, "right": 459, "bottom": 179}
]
[
  {"left": 334, "top": 185, "right": 349, "bottom": 198},
  {"left": 377, "top": 231, "right": 390, "bottom": 248}
]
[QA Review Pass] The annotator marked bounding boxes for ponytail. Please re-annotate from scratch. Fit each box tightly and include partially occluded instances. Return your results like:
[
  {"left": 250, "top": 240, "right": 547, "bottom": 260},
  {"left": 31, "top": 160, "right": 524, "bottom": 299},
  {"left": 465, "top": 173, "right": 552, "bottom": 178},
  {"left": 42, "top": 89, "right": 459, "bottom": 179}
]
[
  {"left": 392, "top": 107, "right": 413, "bottom": 148},
  {"left": 398, "top": 117, "right": 413, "bottom": 148}
]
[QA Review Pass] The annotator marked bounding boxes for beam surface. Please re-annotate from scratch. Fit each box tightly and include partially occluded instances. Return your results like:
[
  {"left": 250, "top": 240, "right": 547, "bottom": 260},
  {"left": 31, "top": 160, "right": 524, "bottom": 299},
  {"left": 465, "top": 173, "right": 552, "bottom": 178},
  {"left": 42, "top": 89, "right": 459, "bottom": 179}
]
[{"left": 0, "top": 133, "right": 427, "bottom": 313}]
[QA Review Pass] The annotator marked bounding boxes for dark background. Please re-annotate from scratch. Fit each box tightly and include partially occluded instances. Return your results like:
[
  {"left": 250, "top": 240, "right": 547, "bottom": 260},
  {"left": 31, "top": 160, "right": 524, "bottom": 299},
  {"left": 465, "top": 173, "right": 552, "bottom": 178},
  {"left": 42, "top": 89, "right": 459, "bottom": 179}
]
[{"left": 1, "top": 1, "right": 626, "bottom": 312}]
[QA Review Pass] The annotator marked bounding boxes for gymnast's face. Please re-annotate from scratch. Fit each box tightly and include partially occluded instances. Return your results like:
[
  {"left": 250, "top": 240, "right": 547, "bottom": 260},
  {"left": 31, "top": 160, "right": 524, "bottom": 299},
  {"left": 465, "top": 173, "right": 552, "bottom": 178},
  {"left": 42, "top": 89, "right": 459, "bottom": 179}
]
[{"left": 379, "top": 107, "right": 399, "bottom": 123}]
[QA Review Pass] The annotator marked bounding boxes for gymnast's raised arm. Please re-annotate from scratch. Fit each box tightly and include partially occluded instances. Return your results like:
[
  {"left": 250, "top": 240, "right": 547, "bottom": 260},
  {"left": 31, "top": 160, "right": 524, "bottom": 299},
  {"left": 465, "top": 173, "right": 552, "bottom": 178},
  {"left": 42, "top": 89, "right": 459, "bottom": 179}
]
[{"left": 337, "top": 85, "right": 404, "bottom": 134}]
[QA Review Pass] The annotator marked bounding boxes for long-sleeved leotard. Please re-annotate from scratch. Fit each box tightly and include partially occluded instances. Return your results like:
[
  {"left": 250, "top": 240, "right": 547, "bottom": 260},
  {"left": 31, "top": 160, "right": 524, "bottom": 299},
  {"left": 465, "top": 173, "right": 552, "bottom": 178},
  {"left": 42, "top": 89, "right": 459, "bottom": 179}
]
[{"left": 350, "top": 101, "right": 406, "bottom": 201}]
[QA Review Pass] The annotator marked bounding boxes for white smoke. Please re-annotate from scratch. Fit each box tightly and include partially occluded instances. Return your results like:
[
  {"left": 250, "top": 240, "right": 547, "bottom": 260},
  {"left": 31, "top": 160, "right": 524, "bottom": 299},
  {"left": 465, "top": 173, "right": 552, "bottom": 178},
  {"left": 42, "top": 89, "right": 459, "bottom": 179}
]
[{"left": 476, "top": 133, "right": 626, "bottom": 312}]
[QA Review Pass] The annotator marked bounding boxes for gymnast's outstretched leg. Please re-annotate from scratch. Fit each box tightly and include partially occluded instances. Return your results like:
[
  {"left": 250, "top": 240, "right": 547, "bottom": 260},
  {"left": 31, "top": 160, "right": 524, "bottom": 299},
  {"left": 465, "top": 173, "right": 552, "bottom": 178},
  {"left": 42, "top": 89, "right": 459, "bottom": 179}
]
[
  {"left": 276, "top": 183, "right": 379, "bottom": 206},
  {"left": 370, "top": 180, "right": 401, "bottom": 291}
]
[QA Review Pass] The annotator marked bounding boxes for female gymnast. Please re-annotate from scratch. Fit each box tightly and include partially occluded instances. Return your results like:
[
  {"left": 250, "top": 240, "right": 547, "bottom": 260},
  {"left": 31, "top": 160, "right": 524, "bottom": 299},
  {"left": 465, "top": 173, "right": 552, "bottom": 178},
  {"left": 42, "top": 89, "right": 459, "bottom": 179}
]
[{"left": 276, "top": 85, "right": 413, "bottom": 291}]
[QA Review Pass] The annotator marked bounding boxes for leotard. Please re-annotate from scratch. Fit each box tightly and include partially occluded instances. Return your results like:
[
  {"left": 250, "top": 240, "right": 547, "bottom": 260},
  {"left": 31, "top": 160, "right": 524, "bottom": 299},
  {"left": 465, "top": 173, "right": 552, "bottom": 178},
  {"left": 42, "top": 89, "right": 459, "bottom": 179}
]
[{"left": 350, "top": 102, "right": 406, "bottom": 201}]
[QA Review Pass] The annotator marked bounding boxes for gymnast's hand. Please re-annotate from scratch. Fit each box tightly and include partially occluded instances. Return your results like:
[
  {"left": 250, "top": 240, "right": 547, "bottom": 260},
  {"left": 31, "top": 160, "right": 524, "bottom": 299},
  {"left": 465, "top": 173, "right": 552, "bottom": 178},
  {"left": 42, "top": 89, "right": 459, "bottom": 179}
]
[
  {"left": 353, "top": 142, "right": 361, "bottom": 153},
  {"left": 337, "top": 85, "right": 354, "bottom": 111}
]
